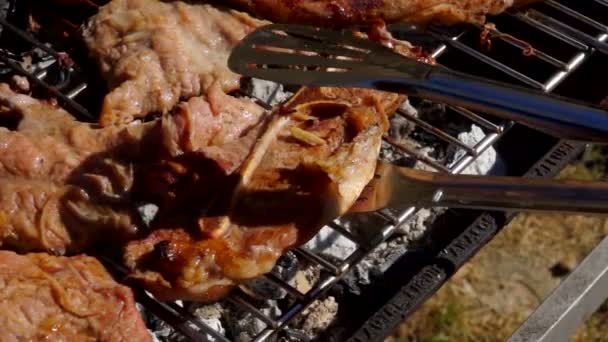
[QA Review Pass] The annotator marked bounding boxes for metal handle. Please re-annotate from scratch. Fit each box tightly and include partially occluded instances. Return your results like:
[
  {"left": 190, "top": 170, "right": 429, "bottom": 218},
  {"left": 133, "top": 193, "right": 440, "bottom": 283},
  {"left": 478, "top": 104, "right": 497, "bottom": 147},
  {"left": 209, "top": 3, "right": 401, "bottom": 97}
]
[
  {"left": 406, "top": 67, "right": 608, "bottom": 142},
  {"left": 392, "top": 167, "right": 608, "bottom": 214}
]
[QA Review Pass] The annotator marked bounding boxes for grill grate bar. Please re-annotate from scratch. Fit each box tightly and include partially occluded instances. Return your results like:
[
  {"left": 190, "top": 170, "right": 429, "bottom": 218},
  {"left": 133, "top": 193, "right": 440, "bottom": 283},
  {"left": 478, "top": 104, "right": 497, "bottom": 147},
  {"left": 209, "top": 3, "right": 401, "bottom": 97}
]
[
  {"left": 0, "top": 53, "right": 93, "bottom": 120},
  {"left": 594, "top": 0, "right": 608, "bottom": 7},
  {"left": 396, "top": 108, "right": 477, "bottom": 155},
  {"left": 544, "top": 52, "right": 586, "bottom": 91},
  {"left": 449, "top": 106, "right": 504, "bottom": 133},
  {"left": 0, "top": 17, "right": 66, "bottom": 59},
  {"left": 383, "top": 136, "right": 451, "bottom": 172},
  {"left": 66, "top": 82, "right": 88, "bottom": 99},
  {"left": 139, "top": 296, "right": 210, "bottom": 341},
  {"left": 511, "top": 12, "right": 589, "bottom": 51},
  {"left": 142, "top": 293, "right": 231, "bottom": 342},
  {"left": 35, "top": 69, "right": 49, "bottom": 80},
  {"left": 545, "top": 0, "right": 608, "bottom": 32},
  {"left": 293, "top": 248, "right": 341, "bottom": 275},
  {"left": 326, "top": 221, "right": 363, "bottom": 245},
  {"left": 442, "top": 38, "right": 545, "bottom": 89},
  {"left": 526, "top": 9, "right": 608, "bottom": 55},
  {"left": 375, "top": 210, "right": 400, "bottom": 226},
  {"left": 168, "top": 301, "right": 232, "bottom": 342},
  {"left": 227, "top": 294, "right": 279, "bottom": 328},
  {"left": 483, "top": 26, "right": 568, "bottom": 68},
  {"left": 261, "top": 273, "right": 307, "bottom": 300}
]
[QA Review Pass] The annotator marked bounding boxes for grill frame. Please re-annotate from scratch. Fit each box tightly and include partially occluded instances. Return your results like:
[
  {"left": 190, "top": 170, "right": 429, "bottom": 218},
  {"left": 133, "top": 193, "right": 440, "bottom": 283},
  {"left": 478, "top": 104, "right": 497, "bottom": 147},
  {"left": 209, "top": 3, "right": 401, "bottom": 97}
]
[{"left": 0, "top": 0, "right": 605, "bottom": 341}]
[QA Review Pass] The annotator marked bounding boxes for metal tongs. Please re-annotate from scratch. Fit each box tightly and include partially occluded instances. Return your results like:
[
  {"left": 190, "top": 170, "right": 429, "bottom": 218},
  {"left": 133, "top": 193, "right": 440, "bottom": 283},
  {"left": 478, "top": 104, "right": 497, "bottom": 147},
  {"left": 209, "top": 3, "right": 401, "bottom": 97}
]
[
  {"left": 359, "top": 160, "right": 608, "bottom": 215},
  {"left": 228, "top": 24, "right": 608, "bottom": 142},
  {"left": 227, "top": 24, "right": 608, "bottom": 217}
]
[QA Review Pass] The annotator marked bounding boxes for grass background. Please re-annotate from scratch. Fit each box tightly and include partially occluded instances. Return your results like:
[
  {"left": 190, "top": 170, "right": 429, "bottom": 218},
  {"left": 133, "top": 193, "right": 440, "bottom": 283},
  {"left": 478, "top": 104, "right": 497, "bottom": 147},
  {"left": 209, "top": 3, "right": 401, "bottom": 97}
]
[{"left": 387, "top": 146, "right": 608, "bottom": 342}]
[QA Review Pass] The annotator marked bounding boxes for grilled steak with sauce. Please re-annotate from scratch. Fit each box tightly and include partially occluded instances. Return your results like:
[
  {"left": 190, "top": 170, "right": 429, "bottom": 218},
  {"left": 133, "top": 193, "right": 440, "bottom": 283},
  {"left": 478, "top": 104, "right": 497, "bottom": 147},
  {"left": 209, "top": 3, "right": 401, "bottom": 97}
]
[
  {"left": 124, "top": 86, "right": 406, "bottom": 301},
  {"left": 0, "top": 251, "right": 150, "bottom": 341}
]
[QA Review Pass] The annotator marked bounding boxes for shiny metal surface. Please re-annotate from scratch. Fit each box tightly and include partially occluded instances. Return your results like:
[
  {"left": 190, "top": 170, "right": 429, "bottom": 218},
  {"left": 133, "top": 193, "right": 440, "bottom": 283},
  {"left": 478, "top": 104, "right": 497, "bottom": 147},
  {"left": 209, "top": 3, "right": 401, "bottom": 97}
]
[
  {"left": 369, "top": 162, "right": 608, "bottom": 214},
  {"left": 508, "top": 236, "right": 608, "bottom": 342},
  {"left": 229, "top": 24, "right": 608, "bottom": 142}
]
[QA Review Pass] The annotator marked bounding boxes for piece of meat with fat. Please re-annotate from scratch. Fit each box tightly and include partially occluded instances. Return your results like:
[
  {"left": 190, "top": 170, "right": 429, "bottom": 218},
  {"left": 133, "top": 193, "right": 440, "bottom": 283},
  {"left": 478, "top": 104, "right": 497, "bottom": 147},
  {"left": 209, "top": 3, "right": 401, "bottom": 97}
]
[
  {"left": 0, "top": 82, "right": 267, "bottom": 254},
  {"left": 82, "top": 0, "right": 268, "bottom": 126},
  {"left": 225, "top": 0, "right": 515, "bottom": 27},
  {"left": 0, "top": 83, "right": 150, "bottom": 254},
  {"left": 160, "top": 82, "right": 267, "bottom": 158},
  {"left": 125, "top": 85, "right": 406, "bottom": 301},
  {"left": 0, "top": 251, "right": 150, "bottom": 341}
]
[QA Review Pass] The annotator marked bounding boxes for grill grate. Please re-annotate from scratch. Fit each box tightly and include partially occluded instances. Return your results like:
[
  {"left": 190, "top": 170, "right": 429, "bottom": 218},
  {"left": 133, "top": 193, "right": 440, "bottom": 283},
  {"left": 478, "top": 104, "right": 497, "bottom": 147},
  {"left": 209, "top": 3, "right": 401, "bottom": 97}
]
[{"left": 0, "top": 1, "right": 606, "bottom": 341}]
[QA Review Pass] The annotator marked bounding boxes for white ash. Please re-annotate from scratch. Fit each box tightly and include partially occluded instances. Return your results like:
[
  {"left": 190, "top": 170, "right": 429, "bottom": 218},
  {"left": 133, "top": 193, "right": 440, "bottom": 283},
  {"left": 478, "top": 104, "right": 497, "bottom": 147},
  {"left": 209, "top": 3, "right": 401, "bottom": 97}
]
[
  {"left": 242, "top": 251, "right": 299, "bottom": 300},
  {"left": 247, "top": 78, "right": 293, "bottom": 106},
  {"left": 223, "top": 300, "right": 282, "bottom": 342},
  {"left": 137, "top": 203, "right": 159, "bottom": 227},
  {"left": 356, "top": 237, "right": 410, "bottom": 285},
  {"left": 394, "top": 208, "right": 444, "bottom": 237},
  {"left": 146, "top": 313, "right": 190, "bottom": 342},
  {"left": 192, "top": 303, "right": 226, "bottom": 340},
  {"left": 292, "top": 296, "right": 339, "bottom": 339},
  {"left": 303, "top": 226, "right": 358, "bottom": 261},
  {"left": 449, "top": 124, "right": 497, "bottom": 175}
]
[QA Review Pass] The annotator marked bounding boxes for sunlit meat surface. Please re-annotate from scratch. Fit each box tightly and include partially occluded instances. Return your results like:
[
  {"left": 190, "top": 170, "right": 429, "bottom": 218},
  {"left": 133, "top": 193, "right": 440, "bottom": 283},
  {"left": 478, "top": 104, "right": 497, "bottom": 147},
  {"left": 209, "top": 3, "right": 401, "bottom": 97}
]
[
  {"left": 0, "top": 82, "right": 267, "bottom": 255},
  {"left": 0, "top": 83, "right": 152, "bottom": 254},
  {"left": 124, "top": 85, "right": 406, "bottom": 301},
  {"left": 82, "top": 0, "right": 267, "bottom": 126},
  {"left": 225, "top": 0, "right": 514, "bottom": 27},
  {"left": 0, "top": 251, "right": 150, "bottom": 341}
]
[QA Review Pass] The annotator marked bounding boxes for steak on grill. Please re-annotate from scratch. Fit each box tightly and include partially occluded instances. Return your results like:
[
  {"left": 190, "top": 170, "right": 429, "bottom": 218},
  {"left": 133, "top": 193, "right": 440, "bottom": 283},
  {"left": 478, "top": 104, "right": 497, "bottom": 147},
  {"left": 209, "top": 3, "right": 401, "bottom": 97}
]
[
  {"left": 0, "top": 83, "right": 151, "bottom": 254},
  {"left": 224, "top": 0, "right": 514, "bottom": 27},
  {"left": 82, "top": 0, "right": 267, "bottom": 126},
  {"left": 0, "top": 251, "right": 150, "bottom": 341},
  {"left": 0, "top": 82, "right": 267, "bottom": 255},
  {"left": 124, "top": 86, "right": 406, "bottom": 301}
]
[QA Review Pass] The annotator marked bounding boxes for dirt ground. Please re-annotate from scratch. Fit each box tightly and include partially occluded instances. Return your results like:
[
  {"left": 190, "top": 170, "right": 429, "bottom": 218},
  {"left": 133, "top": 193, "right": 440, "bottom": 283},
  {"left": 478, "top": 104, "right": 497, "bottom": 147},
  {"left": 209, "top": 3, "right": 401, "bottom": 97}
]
[{"left": 387, "top": 146, "right": 608, "bottom": 342}]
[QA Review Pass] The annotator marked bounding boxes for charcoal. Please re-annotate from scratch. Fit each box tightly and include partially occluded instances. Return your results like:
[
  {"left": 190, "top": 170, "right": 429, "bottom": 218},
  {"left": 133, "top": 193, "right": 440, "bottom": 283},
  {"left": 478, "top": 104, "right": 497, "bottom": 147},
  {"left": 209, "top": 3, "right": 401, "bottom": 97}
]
[
  {"left": 146, "top": 313, "right": 191, "bottom": 342},
  {"left": 243, "top": 252, "right": 299, "bottom": 300},
  {"left": 224, "top": 300, "right": 281, "bottom": 342}
]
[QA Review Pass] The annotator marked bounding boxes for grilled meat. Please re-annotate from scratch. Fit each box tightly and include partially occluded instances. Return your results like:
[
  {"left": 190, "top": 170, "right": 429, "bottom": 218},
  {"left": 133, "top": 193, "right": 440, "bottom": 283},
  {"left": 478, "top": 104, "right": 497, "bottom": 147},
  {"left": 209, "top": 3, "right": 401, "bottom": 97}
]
[
  {"left": 0, "top": 251, "right": 150, "bottom": 341},
  {"left": 0, "top": 83, "right": 267, "bottom": 255},
  {"left": 124, "top": 86, "right": 405, "bottom": 301},
  {"left": 160, "top": 82, "right": 267, "bottom": 158},
  {"left": 225, "top": 0, "right": 514, "bottom": 26},
  {"left": 0, "top": 83, "right": 150, "bottom": 254},
  {"left": 120, "top": 18, "right": 434, "bottom": 301},
  {"left": 82, "top": 0, "right": 267, "bottom": 126}
]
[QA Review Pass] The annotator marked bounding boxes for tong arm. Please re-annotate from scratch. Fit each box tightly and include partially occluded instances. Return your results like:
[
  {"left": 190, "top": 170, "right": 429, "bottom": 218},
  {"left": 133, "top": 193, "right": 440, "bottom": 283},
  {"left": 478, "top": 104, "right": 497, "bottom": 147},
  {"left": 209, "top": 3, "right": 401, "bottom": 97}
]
[{"left": 374, "top": 163, "right": 608, "bottom": 214}]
